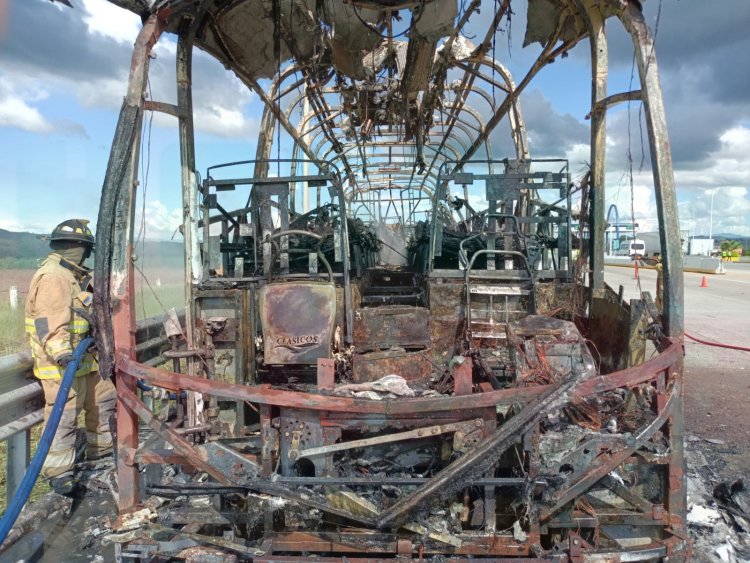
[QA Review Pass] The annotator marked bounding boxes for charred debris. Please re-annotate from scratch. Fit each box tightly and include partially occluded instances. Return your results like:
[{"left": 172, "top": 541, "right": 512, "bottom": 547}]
[{"left": 76, "top": 0, "right": 691, "bottom": 560}]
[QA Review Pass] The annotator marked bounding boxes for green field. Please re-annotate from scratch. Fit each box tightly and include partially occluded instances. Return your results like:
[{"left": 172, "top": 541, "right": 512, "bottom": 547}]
[{"left": 0, "top": 301, "right": 26, "bottom": 357}]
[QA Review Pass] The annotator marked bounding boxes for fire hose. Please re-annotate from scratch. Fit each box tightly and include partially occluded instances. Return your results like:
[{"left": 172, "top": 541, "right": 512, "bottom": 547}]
[
  {"left": 684, "top": 331, "right": 750, "bottom": 353},
  {"left": 0, "top": 337, "right": 93, "bottom": 545}
]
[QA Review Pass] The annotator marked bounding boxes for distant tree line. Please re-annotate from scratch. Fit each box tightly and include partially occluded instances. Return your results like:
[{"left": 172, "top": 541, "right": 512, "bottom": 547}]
[{"left": 0, "top": 257, "right": 40, "bottom": 269}]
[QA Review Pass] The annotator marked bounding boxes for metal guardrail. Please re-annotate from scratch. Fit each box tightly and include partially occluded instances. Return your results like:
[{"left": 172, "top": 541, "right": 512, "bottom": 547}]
[{"left": 0, "top": 312, "right": 182, "bottom": 506}]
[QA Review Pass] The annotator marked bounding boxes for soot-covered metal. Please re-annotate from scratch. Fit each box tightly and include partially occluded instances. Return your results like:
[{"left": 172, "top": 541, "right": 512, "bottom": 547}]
[{"left": 90, "top": 0, "right": 688, "bottom": 560}]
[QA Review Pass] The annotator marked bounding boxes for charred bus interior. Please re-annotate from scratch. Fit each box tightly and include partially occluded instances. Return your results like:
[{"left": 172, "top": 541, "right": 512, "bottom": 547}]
[{"left": 91, "top": 0, "right": 688, "bottom": 560}]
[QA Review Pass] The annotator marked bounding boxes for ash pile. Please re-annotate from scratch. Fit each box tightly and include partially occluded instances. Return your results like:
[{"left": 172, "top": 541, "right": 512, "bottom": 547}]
[{"left": 686, "top": 442, "right": 750, "bottom": 561}]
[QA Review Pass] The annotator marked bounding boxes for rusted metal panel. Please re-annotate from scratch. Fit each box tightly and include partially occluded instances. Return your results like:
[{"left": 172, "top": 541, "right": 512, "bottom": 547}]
[
  {"left": 317, "top": 358, "right": 335, "bottom": 389},
  {"left": 260, "top": 282, "right": 336, "bottom": 364},
  {"left": 452, "top": 359, "right": 473, "bottom": 395},
  {"left": 352, "top": 349, "right": 432, "bottom": 383},
  {"left": 588, "top": 285, "right": 631, "bottom": 374},
  {"left": 428, "top": 282, "right": 464, "bottom": 362},
  {"left": 352, "top": 306, "right": 431, "bottom": 351}
]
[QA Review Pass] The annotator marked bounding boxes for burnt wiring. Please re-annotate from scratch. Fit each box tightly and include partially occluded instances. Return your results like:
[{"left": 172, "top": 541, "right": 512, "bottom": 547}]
[
  {"left": 137, "top": 76, "right": 155, "bottom": 322},
  {"left": 351, "top": 1, "right": 427, "bottom": 41},
  {"left": 625, "top": 53, "right": 644, "bottom": 297}
]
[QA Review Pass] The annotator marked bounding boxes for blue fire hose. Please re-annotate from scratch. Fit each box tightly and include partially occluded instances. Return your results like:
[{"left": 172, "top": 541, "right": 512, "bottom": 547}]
[{"left": 0, "top": 337, "right": 94, "bottom": 544}]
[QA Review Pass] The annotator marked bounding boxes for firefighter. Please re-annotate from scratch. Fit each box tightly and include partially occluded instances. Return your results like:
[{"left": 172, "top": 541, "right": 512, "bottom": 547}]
[
  {"left": 642, "top": 253, "right": 663, "bottom": 312},
  {"left": 24, "top": 219, "right": 116, "bottom": 495}
]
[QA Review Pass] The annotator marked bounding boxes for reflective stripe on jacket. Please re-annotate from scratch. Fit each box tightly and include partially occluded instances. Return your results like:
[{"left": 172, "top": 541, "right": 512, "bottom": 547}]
[{"left": 24, "top": 254, "right": 96, "bottom": 380}]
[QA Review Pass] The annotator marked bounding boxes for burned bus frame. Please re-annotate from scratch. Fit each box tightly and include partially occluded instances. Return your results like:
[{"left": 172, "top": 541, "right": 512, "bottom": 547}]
[{"left": 93, "top": 1, "right": 687, "bottom": 560}]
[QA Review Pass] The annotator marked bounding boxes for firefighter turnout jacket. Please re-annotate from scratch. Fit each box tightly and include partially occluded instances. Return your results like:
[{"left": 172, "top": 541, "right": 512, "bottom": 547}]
[{"left": 25, "top": 253, "right": 96, "bottom": 379}]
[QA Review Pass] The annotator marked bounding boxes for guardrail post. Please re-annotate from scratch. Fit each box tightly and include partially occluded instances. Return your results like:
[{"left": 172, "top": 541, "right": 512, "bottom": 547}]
[{"left": 6, "top": 430, "right": 30, "bottom": 504}]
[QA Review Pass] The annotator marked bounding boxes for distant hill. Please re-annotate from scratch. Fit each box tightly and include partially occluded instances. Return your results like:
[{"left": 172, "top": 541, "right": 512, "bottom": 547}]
[{"left": 0, "top": 229, "right": 185, "bottom": 270}]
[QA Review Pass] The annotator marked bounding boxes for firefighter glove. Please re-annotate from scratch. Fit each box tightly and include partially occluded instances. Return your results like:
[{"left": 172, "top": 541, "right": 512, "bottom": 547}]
[{"left": 57, "top": 354, "right": 74, "bottom": 368}]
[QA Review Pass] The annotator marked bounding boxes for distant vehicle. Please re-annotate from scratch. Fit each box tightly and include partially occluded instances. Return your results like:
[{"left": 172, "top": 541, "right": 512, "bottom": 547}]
[{"left": 614, "top": 237, "right": 646, "bottom": 257}]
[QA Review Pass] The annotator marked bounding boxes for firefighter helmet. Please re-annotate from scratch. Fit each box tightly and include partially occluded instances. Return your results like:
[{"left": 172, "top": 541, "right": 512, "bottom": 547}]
[{"left": 50, "top": 219, "right": 95, "bottom": 246}]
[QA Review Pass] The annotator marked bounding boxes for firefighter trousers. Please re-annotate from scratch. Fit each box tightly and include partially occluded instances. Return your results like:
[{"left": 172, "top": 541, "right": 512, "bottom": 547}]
[{"left": 39, "top": 372, "right": 116, "bottom": 479}]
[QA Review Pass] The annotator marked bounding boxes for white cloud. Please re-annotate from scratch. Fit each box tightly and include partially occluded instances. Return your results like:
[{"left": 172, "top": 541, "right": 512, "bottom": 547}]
[
  {"left": 135, "top": 199, "right": 183, "bottom": 241},
  {"left": 674, "top": 126, "right": 750, "bottom": 235},
  {"left": 0, "top": 219, "right": 53, "bottom": 234},
  {"left": 0, "top": 95, "right": 53, "bottom": 133},
  {"left": 0, "top": 79, "right": 54, "bottom": 133},
  {"left": 81, "top": 0, "right": 140, "bottom": 44},
  {"left": 604, "top": 125, "right": 750, "bottom": 236},
  {"left": 195, "top": 105, "right": 257, "bottom": 138}
]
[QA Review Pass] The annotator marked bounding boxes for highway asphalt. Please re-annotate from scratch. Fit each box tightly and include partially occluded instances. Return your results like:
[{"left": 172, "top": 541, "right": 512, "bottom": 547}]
[{"left": 604, "top": 264, "right": 750, "bottom": 480}]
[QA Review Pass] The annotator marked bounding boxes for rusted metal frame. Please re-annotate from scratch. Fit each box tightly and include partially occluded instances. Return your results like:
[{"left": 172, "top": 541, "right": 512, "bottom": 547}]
[
  {"left": 415, "top": 67, "right": 477, "bottom": 192},
  {"left": 119, "top": 383, "right": 233, "bottom": 484},
  {"left": 452, "top": 61, "right": 510, "bottom": 96},
  {"left": 119, "top": 377, "right": 375, "bottom": 526},
  {"left": 259, "top": 529, "right": 549, "bottom": 557},
  {"left": 437, "top": 76, "right": 516, "bottom": 154},
  {"left": 293, "top": 107, "right": 343, "bottom": 147},
  {"left": 256, "top": 557, "right": 546, "bottom": 563},
  {"left": 118, "top": 312, "right": 680, "bottom": 409},
  {"left": 618, "top": 3, "right": 684, "bottom": 337},
  {"left": 375, "top": 368, "right": 584, "bottom": 530},
  {"left": 315, "top": 119, "right": 470, "bottom": 171},
  {"left": 548, "top": 512, "right": 665, "bottom": 528},
  {"left": 284, "top": 84, "right": 335, "bottom": 130},
  {"left": 421, "top": 0, "right": 511, "bottom": 134},
  {"left": 574, "top": 338, "right": 680, "bottom": 395},
  {"left": 343, "top": 124, "right": 471, "bottom": 150},
  {"left": 238, "top": 72, "right": 321, "bottom": 164},
  {"left": 120, "top": 354, "right": 546, "bottom": 412},
  {"left": 586, "top": 90, "right": 642, "bottom": 119},
  {"left": 148, "top": 522, "right": 263, "bottom": 557},
  {"left": 618, "top": 6, "right": 686, "bottom": 531},
  {"left": 325, "top": 130, "right": 468, "bottom": 176},
  {"left": 305, "top": 77, "right": 358, "bottom": 183},
  {"left": 298, "top": 419, "right": 482, "bottom": 458},
  {"left": 416, "top": 0, "right": 512, "bottom": 192},
  {"left": 322, "top": 130, "right": 466, "bottom": 195},
  {"left": 575, "top": 0, "right": 607, "bottom": 304},
  {"left": 540, "top": 381, "right": 680, "bottom": 522},
  {"left": 456, "top": 57, "right": 530, "bottom": 160},
  {"left": 457, "top": 25, "right": 580, "bottom": 166},
  {"left": 253, "top": 64, "right": 309, "bottom": 178},
  {"left": 142, "top": 100, "right": 183, "bottom": 118},
  {"left": 436, "top": 103, "right": 485, "bottom": 137},
  {"left": 119, "top": 446, "right": 191, "bottom": 467},
  {"left": 600, "top": 475, "right": 662, "bottom": 516},
  {"left": 96, "top": 14, "right": 164, "bottom": 511},
  {"left": 348, "top": 182, "right": 434, "bottom": 202},
  {"left": 330, "top": 153, "right": 443, "bottom": 188},
  {"left": 175, "top": 19, "right": 207, "bottom": 440}
]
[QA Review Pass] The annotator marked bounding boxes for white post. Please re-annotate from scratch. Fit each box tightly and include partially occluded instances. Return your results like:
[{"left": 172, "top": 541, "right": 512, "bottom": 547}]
[
  {"left": 9, "top": 286, "right": 18, "bottom": 310},
  {"left": 707, "top": 190, "right": 715, "bottom": 256}
]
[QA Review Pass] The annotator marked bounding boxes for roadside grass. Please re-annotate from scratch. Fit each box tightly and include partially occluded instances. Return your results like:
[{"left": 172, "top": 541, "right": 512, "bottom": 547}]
[
  {"left": 0, "top": 283, "right": 185, "bottom": 514},
  {"left": 0, "top": 301, "right": 26, "bottom": 357}
]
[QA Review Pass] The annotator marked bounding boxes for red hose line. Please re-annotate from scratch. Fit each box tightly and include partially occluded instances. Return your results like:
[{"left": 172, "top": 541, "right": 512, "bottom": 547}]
[{"left": 684, "top": 331, "right": 750, "bottom": 353}]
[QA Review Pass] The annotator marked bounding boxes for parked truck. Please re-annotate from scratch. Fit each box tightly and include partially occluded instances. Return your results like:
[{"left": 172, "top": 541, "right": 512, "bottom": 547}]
[{"left": 614, "top": 236, "right": 647, "bottom": 257}]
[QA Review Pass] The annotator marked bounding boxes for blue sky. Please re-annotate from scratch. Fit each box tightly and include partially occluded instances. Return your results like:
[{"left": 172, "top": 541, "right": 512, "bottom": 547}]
[{"left": 1, "top": 0, "right": 749, "bottom": 240}]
